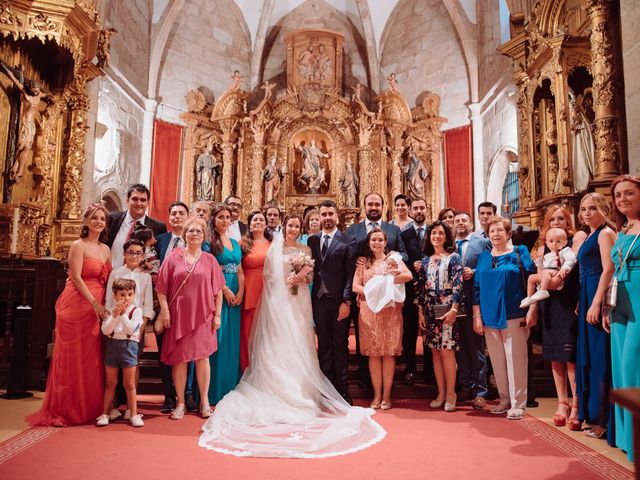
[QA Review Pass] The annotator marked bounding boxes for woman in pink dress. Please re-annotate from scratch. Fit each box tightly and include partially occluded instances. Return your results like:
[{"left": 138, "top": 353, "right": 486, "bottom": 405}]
[
  {"left": 27, "top": 203, "right": 112, "bottom": 426},
  {"left": 156, "top": 217, "right": 225, "bottom": 419},
  {"left": 239, "top": 211, "right": 272, "bottom": 371}
]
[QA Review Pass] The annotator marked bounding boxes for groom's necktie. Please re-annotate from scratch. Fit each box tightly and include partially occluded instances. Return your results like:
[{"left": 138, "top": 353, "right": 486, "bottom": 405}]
[{"left": 321, "top": 234, "right": 330, "bottom": 258}]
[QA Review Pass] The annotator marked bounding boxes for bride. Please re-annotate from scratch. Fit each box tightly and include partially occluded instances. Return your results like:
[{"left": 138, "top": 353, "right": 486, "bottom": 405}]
[{"left": 199, "top": 213, "right": 385, "bottom": 458}]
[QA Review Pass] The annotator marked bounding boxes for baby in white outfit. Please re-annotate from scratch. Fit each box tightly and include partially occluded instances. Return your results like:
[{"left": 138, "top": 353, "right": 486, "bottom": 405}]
[{"left": 363, "top": 252, "right": 406, "bottom": 313}]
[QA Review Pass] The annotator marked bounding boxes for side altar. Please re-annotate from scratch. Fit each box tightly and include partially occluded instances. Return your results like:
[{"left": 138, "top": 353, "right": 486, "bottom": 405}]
[{"left": 179, "top": 29, "right": 447, "bottom": 223}]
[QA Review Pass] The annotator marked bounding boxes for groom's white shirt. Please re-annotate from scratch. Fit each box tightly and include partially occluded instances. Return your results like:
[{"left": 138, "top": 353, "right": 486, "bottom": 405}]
[{"left": 321, "top": 227, "right": 338, "bottom": 250}]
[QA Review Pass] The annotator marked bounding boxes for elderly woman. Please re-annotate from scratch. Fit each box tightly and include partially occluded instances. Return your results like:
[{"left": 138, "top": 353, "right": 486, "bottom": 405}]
[
  {"left": 299, "top": 208, "right": 321, "bottom": 245},
  {"left": 610, "top": 174, "right": 640, "bottom": 461},
  {"left": 526, "top": 205, "right": 586, "bottom": 429},
  {"left": 352, "top": 228, "right": 413, "bottom": 410},
  {"left": 28, "top": 203, "right": 112, "bottom": 426},
  {"left": 156, "top": 216, "right": 224, "bottom": 420},
  {"left": 416, "top": 220, "right": 463, "bottom": 412},
  {"left": 239, "top": 210, "right": 272, "bottom": 371},
  {"left": 473, "top": 216, "right": 536, "bottom": 420}
]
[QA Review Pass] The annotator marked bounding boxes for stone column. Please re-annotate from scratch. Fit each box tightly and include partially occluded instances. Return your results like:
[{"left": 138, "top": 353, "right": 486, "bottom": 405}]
[
  {"left": 587, "top": 0, "right": 626, "bottom": 180},
  {"left": 81, "top": 78, "right": 100, "bottom": 210},
  {"left": 140, "top": 97, "right": 158, "bottom": 185},
  {"left": 469, "top": 103, "right": 485, "bottom": 226}
]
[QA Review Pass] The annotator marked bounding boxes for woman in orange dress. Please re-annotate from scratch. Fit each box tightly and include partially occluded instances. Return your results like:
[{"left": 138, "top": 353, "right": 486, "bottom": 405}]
[
  {"left": 352, "top": 228, "right": 412, "bottom": 410},
  {"left": 239, "top": 211, "right": 272, "bottom": 371},
  {"left": 27, "top": 203, "right": 112, "bottom": 426}
]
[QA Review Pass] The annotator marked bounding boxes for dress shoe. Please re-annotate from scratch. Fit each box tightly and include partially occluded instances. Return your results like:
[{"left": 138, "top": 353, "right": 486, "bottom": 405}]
[
  {"left": 160, "top": 396, "right": 176, "bottom": 413},
  {"left": 185, "top": 393, "right": 199, "bottom": 413},
  {"left": 526, "top": 399, "right": 539, "bottom": 408},
  {"left": 404, "top": 372, "right": 415, "bottom": 387}
]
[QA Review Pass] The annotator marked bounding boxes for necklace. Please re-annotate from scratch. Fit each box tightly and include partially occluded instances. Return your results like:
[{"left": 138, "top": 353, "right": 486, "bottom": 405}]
[
  {"left": 622, "top": 220, "right": 638, "bottom": 234},
  {"left": 184, "top": 250, "right": 201, "bottom": 273}
]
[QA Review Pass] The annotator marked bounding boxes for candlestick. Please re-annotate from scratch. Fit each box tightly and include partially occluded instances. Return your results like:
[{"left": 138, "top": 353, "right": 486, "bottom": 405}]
[{"left": 10, "top": 207, "right": 19, "bottom": 255}]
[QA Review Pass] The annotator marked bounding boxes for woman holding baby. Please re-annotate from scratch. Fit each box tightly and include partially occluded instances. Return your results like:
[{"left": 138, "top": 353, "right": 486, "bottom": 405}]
[{"left": 352, "top": 227, "right": 412, "bottom": 410}]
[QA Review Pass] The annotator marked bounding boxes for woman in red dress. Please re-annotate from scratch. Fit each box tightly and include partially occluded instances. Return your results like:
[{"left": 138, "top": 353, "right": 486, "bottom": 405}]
[
  {"left": 239, "top": 211, "right": 272, "bottom": 371},
  {"left": 27, "top": 203, "right": 112, "bottom": 426}
]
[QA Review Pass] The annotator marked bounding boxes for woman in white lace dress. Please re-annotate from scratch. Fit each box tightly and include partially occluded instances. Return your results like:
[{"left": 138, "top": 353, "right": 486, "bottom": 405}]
[{"left": 199, "top": 214, "right": 385, "bottom": 458}]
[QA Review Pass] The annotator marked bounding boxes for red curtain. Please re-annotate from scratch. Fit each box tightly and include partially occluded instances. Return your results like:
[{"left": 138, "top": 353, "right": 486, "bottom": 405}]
[
  {"left": 442, "top": 125, "right": 473, "bottom": 215},
  {"left": 149, "top": 120, "right": 183, "bottom": 225}
]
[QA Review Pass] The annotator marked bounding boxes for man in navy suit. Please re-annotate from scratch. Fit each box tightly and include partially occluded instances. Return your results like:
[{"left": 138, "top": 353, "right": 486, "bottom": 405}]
[
  {"left": 399, "top": 197, "right": 434, "bottom": 386},
  {"left": 106, "top": 184, "right": 167, "bottom": 269},
  {"left": 308, "top": 199, "right": 356, "bottom": 404},
  {"left": 453, "top": 211, "right": 490, "bottom": 407},
  {"left": 346, "top": 193, "right": 407, "bottom": 382}
]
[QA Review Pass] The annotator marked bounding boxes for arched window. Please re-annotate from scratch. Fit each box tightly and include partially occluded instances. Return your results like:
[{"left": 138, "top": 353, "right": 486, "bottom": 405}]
[{"left": 501, "top": 162, "right": 519, "bottom": 219}]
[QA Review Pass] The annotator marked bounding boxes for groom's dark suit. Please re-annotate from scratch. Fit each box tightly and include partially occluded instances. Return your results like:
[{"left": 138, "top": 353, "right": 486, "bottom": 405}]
[{"left": 308, "top": 230, "right": 357, "bottom": 399}]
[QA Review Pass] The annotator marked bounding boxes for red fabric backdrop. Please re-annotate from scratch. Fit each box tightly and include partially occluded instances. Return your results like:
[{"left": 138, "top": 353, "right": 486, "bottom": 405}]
[
  {"left": 442, "top": 125, "right": 473, "bottom": 215},
  {"left": 149, "top": 120, "right": 183, "bottom": 225}
]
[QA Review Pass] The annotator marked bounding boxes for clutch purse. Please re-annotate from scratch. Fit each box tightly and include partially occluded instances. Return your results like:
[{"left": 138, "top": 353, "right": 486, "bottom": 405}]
[
  {"left": 432, "top": 304, "right": 464, "bottom": 319},
  {"left": 605, "top": 277, "right": 618, "bottom": 310}
]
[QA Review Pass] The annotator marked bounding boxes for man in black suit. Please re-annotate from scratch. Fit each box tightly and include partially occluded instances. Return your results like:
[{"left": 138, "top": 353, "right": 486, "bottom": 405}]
[
  {"left": 346, "top": 193, "right": 407, "bottom": 381},
  {"left": 308, "top": 199, "right": 356, "bottom": 404},
  {"left": 399, "top": 197, "right": 434, "bottom": 386},
  {"left": 107, "top": 184, "right": 167, "bottom": 269},
  {"left": 225, "top": 195, "right": 248, "bottom": 241}
]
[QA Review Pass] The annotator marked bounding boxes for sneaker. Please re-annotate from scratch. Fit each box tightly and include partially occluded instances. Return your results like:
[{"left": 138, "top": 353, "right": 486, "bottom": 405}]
[
  {"left": 472, "top": 396, "right": 487, "bottom": 410},
  {"left": 129, "top": 414, "right": 144, "bottom": 427},
  {"left": 520, "top": 296, "right": 534, "bottom": 309},
  {"left": 185, "top": 393, "right": 198, "bottom": 413},
  {"left": 96, "top": 414, "right": 109, "bottom": 427},
  {"left": 530, "top": 290, "right": 550, "bottom": 302},
  {"left": 490, "top": 402, "right": 511, "bottom": 415},
  {"left": 507, "top": 408, "right": 525, "bottom": 420},
  {"left": 108, "top": 408, "right": 122, "bottom": 421}
]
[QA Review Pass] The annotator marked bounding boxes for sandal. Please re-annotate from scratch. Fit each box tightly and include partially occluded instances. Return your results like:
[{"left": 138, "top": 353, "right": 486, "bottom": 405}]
[
  {"left": 170, "top": 403, "right": 186, "bottom": 420},
  {"left": 553, "top": 401, "right": 570, "bottom": 427},
  {"left": 585, "top": 426, "right": 607, "bottom": 439},
  {"left": 380, "top": 401, "right": 392, "bottom": 410},
  {"left": 369, "top": 401, "right": 381, "bottom": 410},
  {"left": 568, "top": 402, "right": 581, "bottom": 431},
  {"left": 200, "top": 403, "right": 213, "bottom": 419}
]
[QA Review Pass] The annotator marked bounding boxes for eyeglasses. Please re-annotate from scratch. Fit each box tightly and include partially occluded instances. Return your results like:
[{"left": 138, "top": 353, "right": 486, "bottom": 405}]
[
  {"left": 227, "top": 202, "right": 242, "bottom": 208},
  {"left": 186, "top": 229, "right": 204, "bottom": 235},
  {"left": 126, "top": 250, "right": 144, "bottom": 256}
]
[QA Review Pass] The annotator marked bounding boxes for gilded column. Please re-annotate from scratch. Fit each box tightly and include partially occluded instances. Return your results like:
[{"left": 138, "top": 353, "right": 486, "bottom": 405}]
[
  {"left": 220, "top": 119, "right": 238, "bottom": 201},
  {"left": 250, "top": 143, "right": 265, "bottom": 208},
  {"left": 357, "top": 145, "right": 372, "bottom": 207},
  {"left": 587, "top": 0, "right": 625, "bottom": 180},
  {"left": 515, "top": 78, "right": 533, "bottom": 209},
  {"left": 390, "top": 148, "right": 403, "bottom": 199},
  {"left": 62, "top": 73, "right": 91, "bottom": 219}
]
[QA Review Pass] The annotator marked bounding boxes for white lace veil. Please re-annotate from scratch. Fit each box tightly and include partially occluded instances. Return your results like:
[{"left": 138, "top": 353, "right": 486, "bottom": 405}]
[{"left": 199, "top": 234, "right": 385, "bottom": 458}]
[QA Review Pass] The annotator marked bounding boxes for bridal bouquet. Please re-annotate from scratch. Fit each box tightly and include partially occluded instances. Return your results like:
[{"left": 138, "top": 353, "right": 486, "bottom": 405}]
[{"left": 289, "top": 251, "right": 314, "bottom": 295}]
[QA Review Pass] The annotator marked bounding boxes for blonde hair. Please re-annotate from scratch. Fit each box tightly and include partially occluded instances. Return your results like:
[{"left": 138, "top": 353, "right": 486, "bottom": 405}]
[
  {"left": 181, "top": 216, "right": 208, "bottom": 243},
  {"left": 578, "top": 193, "right": 615, "bottom": 230},
  {"left": 484, "top": 215, "right": 512, "bottom": 236}
]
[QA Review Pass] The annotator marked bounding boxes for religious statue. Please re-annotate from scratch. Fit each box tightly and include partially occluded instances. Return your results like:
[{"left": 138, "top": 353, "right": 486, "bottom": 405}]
[
  {"left": 351, "top": 82, "right": 362, "bottom": 101},
  {"left": 387, "top": 73, "right": 399, "bottom": 92},
  {"left": 399, "top": 145, "right": 429, "bottom": 198},
  {"left": 296, "top": 139, "right": 330, "bottom": 194},
  {"left": 261, "top": 80, "right": 276, "bottom": 102},
  {"left": 568, "top": 90, "right": 595, "bottom": 193},
  {"left": 96, "top": 27, "right": 117, "bottom": 69},
  {"left": 195, "top": 140, "right": 222, "bottom": 201},
  {"left": 230, "top": 70, "right": 242, "bottom": 91},
  {"left": 297, "top": 44, "right": 332, "bottom": 84},
  {"left": 262, "top": 154, "right": 287, "bottom": 203},
  {"left": 0, "top": 61, "right": 50, "bottom": 181},
  {"left": 339, "top": 157, "right": 359, "bottom": 208}
]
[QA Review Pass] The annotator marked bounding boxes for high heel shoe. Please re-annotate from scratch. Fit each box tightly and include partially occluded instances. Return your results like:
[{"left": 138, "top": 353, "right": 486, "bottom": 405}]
[
  {"left": 429, "top": 399, "right": 444, "bottom": 409},
  {"left": 553, "top": 401, "right": 570, "bottom": 427},
  {"left": 568, "top": 402, "right": 582, "bottom": 431},
  {"left": 585, "top": 427, "right": 607, "bottom": 439},
  {"left": 444, "top": 395, "right": 457, "bottom": 412}
]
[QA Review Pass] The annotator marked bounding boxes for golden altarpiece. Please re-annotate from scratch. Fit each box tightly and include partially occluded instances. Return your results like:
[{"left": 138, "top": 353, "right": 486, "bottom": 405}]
[
  {"left": 499, "top": 0, "right": 626, "bottom": 228},
  {"left": 179, "top": 29, "right": 446, "bottom": 223},
  {"left": 0, "top": 0, "right": 104, "bottom": 260}
]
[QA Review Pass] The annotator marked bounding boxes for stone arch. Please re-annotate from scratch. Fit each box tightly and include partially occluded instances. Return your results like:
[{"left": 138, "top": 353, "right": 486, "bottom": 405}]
[
  {"left": 102, "top": 189, "right": 123, "bottom": 213},
  {"left": 486, "top": 146, "right": 519, "bottom": 213}
]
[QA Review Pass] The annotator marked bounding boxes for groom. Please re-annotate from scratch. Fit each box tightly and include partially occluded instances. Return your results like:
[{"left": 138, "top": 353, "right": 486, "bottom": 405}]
[{"left": 308, "top": 199, "right": 357, "bottom": 404}]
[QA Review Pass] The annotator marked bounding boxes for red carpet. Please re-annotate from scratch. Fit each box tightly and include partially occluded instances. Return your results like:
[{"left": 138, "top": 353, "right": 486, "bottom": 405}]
[{"left": 0, "top": 398, "right": 633, "bottom": 480}]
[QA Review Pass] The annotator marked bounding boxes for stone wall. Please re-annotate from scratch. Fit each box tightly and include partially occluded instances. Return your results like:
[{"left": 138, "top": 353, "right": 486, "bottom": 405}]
[
  {"left": 621, "top": 0, "right": 640, "bottom": 175},
  {"left": 380, "top": 0, "right": 471, "bottom": 128},
  {"left": 104, "top": 0, "right": 151, "bottom": 96},
  {"left": 477, "top": 0, "right": 512, "bottom": 99},
  {"left": 156, "top": 0, "right": 252, "bottom": 123},
  {"left": 261, "top": 1, "right": 370, "bottom": 102}
]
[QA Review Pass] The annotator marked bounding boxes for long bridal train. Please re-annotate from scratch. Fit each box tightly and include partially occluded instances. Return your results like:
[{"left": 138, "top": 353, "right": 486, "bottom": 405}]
[{"left": 198, "top": 235, "right": 385, "bottom": 458}]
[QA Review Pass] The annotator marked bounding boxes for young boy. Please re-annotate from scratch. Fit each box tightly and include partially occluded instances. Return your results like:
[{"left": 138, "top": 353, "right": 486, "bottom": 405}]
[
  {"left": 104, "top": 239, "right": 154, "bottom": 420},
  {"left": 520, "top": 228, "right": 577, "bottom": 308},
  {"left": 97, "top": 279, "right": 144, "bottom": 427}
]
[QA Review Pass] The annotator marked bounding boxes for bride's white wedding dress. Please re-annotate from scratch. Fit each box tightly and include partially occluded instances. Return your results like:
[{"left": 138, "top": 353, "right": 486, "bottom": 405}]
[{"left": 198, "top": 235, "right": 385, "bottom": 458}]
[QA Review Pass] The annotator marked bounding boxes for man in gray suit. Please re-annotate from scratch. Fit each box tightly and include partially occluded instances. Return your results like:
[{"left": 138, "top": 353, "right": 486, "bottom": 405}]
[
  {"left": 454, "top": 211, "right": 490, "bottom": 408},
  {"left": 346, "top": 193, "right": 407, "bottom": 382}
]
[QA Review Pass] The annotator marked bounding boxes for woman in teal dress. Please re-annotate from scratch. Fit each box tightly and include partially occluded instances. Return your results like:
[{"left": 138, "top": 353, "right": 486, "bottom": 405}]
[
  {"left": 610, "top": 175, "right": 640, "bottom": 462},
  {"left": 575, "top": 193, "right": 617, "bottom": 442},
  {"left": 208, "top": 203, "right": 244, "bottom": 405}
]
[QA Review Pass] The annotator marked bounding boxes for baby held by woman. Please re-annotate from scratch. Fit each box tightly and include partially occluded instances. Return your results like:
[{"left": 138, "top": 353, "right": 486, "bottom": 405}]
[{"left": 520, "top": 227, "right": 577, "bottom": 308}]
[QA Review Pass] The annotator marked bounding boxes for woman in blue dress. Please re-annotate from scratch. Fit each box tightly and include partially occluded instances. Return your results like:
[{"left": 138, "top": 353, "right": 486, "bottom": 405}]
[
  {"left": 609, "top": 175, "right": 640, "bottom": 461},
  {"left": 208, "top": 203, "right": 244, "bottom": 405},
  {"left": 575, "top": 193, "right": 616, "bottom": 441}
]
